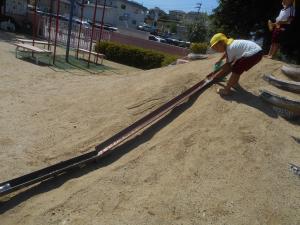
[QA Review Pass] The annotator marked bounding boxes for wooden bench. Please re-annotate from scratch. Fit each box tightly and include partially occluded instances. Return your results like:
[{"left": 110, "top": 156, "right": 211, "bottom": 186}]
[
  {"left": 76, "top": 48, "right": 105, "bottom": 65},
  {"left": 16, "top": 38, "right": 52, "bottom": 50},
  {"left": 15, "top": 43, "right": 52, "bottom": 65}
]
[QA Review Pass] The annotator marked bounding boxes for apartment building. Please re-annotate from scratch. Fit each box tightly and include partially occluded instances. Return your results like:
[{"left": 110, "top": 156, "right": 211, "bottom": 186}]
[{"left": 82, "top": 0, "right": 147, "bottom": 28}]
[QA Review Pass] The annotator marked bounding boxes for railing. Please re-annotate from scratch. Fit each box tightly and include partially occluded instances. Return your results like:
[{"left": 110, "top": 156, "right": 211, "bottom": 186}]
[{"left": 42, "top": 17, "right": 111, "bottom": 50}]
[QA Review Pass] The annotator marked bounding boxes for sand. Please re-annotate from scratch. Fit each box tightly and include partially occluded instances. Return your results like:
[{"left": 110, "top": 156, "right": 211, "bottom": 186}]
[{"left": 0, "top": 30, "right": 299, "bottom": 225}]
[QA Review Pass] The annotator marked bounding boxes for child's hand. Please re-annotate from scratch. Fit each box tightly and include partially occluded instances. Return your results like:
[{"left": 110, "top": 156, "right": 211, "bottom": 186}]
[{"left": 214, "top": 60, "right": 224, "bottom": 72}]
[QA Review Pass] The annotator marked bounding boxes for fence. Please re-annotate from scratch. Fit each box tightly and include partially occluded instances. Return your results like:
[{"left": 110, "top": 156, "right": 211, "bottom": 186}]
[
  {"left": 42, "top": 16, "right": 111, "bottom": 50},
  {"left": 41, "top": 16, "right": 189, "bottom": 57}
]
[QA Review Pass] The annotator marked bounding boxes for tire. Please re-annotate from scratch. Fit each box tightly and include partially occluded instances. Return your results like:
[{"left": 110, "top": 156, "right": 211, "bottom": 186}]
[
  {"left": 281, "top": 64, "right": 300, "bottom": 81},
  {"left": 263, "top": 74, "right": 300, "bottom": 93}
]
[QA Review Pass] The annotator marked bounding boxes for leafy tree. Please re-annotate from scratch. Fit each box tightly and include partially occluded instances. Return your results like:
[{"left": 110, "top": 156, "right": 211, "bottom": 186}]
[
  {"left": 170, "top": 23, "right": 177, "bottom": 33},
  {"left": 187, "top": 22, "right": 208, "bottom": 43},
  {"left": 212, "top": 0, "right": 300, "bottom": 62}
]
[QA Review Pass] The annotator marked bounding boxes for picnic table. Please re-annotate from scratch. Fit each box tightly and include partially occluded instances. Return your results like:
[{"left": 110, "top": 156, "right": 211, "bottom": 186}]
[
  {"left": 16, "top": 38, "right": 52, "bottom": 50},
  {"left": 15, "top": 43, "right": 52, "bottom": 65},
  {"left": 76, "top": 48, "right": 105, "bottom": 65}
]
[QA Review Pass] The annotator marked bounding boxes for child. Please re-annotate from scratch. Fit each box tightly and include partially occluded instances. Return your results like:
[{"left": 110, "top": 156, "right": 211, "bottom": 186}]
[
  {"left": 266, "top": 0, "right": 295, "bottom": 58},
  {"left": 210, "top": 33, "right": 263, "bottom": 96}
]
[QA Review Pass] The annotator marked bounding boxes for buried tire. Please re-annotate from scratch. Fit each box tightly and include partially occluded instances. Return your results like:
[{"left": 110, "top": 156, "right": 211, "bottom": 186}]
[{"left": 281, "top": 64, "right": 300, "bottom": 81}]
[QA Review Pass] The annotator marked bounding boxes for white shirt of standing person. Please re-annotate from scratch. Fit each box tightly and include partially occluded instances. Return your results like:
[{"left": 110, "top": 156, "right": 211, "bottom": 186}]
[
  {"left": 226, "top": 40, "right": 262, "bottom": 63},
  {"left": 276, "top": 5, "right": 295, "bottom": 22}
]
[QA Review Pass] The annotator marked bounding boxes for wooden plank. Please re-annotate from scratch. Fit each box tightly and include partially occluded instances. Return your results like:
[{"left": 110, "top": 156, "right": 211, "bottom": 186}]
[
  {"left": 15, "top": 43, "right": 52, "bottom": 54},
  {"left": 16, "top": 38, "right": 51, "bottom": 45}
]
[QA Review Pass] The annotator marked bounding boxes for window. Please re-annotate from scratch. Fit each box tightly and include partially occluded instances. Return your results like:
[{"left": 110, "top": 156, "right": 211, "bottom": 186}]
[
  {"left": 121, "top": 4, "right": 126, "bottom": 10},
  {"left": 132, "top": 20, "right": 136, "bottom": 25}
]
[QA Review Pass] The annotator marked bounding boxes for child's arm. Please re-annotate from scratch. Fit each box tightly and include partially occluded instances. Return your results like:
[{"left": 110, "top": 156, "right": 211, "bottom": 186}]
[
  {"left": 213, "top": 63, "right": 232, "bottom": 79},
  {"left": 217, "top": 53, "right": 227, "bottom": 63},
  {"left": 276, "top": 17, "right": 294, "bottom": 25}
]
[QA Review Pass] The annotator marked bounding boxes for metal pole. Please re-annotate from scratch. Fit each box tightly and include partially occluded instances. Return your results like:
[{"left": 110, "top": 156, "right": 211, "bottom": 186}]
[
  {"left": 66, "top": 0, "right": 75, "bottom": 62},
  {"left": 47, "top": 0, "right": 54, "bottom": 50},
  {"left": 76, "top": 0, "right": 85, "bottom": 58},
  {"left": 88, "top": 0, "right": 98, "bottom": 68},
  {"left": 32, "top": 0, "right": 37, "bottom": 46},
  {"left": 53, "top": 0, "right": 61, "bottom": 64},
  {"left": 98, "top": 0, "right": 107, "bottom": 43}
]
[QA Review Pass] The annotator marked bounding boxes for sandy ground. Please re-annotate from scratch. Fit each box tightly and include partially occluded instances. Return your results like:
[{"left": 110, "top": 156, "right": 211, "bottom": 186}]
[{"left": 0, "top": 30, "right": 299, "bottom": 225}]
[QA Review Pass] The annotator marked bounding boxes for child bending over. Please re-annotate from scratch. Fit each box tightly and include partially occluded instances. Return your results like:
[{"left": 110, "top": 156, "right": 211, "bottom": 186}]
[{"left": 210, "top": 33, "right": 263, "bottom": 96}]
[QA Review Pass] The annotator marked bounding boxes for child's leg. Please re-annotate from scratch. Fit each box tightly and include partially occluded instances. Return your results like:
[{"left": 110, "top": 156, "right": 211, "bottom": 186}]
[
  {"left": 217, "top": 51, "right": 262, "bottom": 95},
  {"left": 226, "top": 73, "right": 241, "bottom": 89},
  {"left": 267, "top": 28, "right": 281, "bottom": 58},
  {"left": 270, "top": 43, "right": 279, "bottom": 58},
  {"left": 217, "top": 72, "right": 241, "bottom": 95},
  {"left": 267, "top": 43, "right": 274, "bottom": 57}
]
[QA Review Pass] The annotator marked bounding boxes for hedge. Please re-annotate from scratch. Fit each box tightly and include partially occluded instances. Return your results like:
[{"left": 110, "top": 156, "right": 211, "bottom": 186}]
[
  {"left": 190, "top": 42, "right": 208, "bottom": 54},
  {"left": 95, "top": 41, "right": 178, "bottom": 69}
]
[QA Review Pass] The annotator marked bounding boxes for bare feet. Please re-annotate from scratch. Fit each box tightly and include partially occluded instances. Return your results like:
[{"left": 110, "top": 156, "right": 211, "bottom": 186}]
[
  {"left": 217, "top": 88, "right": 231, "bottom": 96},
  {"left": 263, "top": 55, "right": 273, "bottom": 59}
]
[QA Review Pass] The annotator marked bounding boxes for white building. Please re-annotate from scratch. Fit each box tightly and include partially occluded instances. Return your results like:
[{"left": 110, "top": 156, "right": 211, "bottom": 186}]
[
  {"left": 3, "top": 0, "right": 147, "bottom": 29},
  {"left": 81, "top": 0, "right": 147, "bottom": 28}
]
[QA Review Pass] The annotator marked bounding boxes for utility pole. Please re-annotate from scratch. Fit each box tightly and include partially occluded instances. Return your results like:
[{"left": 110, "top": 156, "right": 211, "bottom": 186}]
[{"left": 195, "top": 2, "right": 202, "bottom": 21}]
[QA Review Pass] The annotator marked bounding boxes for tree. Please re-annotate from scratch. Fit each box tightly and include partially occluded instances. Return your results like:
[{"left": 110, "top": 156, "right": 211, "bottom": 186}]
[
  {"left": 187, "top": 21, "right": 208, "bottom": 43},
  {"left": 170, "top": 23, "right": 177, "bottom": 33},
  {"left": 212, "top": 0, "right": 300, "bottom": 62}
]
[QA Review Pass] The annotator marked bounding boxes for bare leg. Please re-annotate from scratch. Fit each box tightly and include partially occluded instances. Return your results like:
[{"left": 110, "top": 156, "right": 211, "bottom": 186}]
[
  {"left": 267, "top": 43, "right": 274, "bottom": 57},
  {"left": 217, "top": 72, "right": 241, "bottom": 95},
  {"left": 270, "top": 43, "right": 279, "bottom": 58}
]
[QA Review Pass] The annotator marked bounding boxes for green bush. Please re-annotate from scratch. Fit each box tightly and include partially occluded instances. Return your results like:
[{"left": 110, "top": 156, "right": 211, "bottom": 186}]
[
  {"left": 190, "top": 43, "right": 208, "bottom": 54},
  {"left": 95, "top": 41, "right": 178, "bottom": 69}
]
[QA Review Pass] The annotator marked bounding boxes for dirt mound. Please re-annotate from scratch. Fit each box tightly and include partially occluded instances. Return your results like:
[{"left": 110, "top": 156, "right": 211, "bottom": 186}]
[{"left": 0, "top": 33, "right": 299, "bottom": 224}]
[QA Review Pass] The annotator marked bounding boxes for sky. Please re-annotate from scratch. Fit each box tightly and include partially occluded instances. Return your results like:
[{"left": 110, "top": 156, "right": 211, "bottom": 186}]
[{"left": 134, "top": 0, "right": 219, "bottom": 14}]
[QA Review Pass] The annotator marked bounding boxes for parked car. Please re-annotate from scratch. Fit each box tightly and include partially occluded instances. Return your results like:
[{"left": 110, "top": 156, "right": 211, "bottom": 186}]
[
  {"left": 73, "top": 18, "right": 90, "bottom": 28},
  {"left": 148, "top": 35, "right": 166, "bottom": 43},
  {"left": 88, "top": 21, "right": 118, "bottom": 32},
  {"left": 165, "top": 38, "right": 180, "bottom": 46},
  {"left": 137, "top": 23, "right": 157, "bottom": 33},
  {"left": 104, "top": 23, "right": 118, "bottom": 32}
]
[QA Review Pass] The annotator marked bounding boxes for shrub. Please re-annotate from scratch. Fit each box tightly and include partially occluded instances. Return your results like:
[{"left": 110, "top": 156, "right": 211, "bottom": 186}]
[
  {"left": 190, "top": 42, "right": 208, "bottom": 54},
  {"left": 95, "top": 41, "right": 178, "bottom": 69}
]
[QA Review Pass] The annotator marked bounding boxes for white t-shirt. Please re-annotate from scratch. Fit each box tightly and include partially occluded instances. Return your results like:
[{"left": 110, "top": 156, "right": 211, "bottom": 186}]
[
  {"left": 226, "top": 40, "right": 262, "bottom": 63},
  {"left": 276, "top": 6, "right": 295, "bottom": 22}
]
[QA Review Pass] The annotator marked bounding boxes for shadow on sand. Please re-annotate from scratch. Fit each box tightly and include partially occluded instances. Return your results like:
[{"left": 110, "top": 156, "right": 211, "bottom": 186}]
[{"left": 218, "top": 83, "right": 279, "bottom": 118}]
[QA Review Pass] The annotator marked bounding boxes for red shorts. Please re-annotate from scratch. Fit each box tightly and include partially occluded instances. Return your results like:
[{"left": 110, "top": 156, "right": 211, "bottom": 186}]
[
  {"left": 272, "top": 27, "right": 283, "bottom": 43},
  {"left": 231, "top": 51, "right": 263, "bottom": 75}
]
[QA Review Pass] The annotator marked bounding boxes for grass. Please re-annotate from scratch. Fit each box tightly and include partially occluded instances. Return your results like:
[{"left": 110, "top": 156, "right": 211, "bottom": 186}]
[{"left": 15, "top": 49, "right": 115, "bottom": 74}]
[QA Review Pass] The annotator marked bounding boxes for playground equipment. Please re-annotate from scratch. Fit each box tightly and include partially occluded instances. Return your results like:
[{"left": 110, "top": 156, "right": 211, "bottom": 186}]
[{"left": 31, "top": 0, "right": 110, "bottom": 66}]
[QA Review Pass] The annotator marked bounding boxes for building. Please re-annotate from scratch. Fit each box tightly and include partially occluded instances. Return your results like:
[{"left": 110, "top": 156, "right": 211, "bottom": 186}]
[
  {"left": 81, "top": 0, "right": 147, "bottom": 28},
  {"left": 3, "top": 0, "right": 147, "bottom": 29}
]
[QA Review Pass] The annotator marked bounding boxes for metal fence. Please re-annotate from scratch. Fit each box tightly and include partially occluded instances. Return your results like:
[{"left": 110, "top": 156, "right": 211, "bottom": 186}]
[{"left": 42, "top": 17, "right": 111, "bottom": 50}]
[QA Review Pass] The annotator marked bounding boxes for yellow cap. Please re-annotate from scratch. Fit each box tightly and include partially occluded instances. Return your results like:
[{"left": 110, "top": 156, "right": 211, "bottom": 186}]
[{"left": 210, "top": 33, "right": 234, "bottom": 47}]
